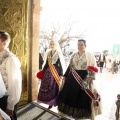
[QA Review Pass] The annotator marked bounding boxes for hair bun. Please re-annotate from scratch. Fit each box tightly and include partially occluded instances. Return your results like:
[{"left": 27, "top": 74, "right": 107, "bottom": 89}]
[{"left": 78, "top": 39, "right": 86, "bottom": 46}]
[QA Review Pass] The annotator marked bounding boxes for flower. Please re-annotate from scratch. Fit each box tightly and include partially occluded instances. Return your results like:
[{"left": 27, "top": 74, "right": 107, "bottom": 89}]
[
  {"left": 36, "top": 70, "right": 44, "bottom": 79},
  {"left": 87, "top": 66, "right": 98, "bottom": 73}
]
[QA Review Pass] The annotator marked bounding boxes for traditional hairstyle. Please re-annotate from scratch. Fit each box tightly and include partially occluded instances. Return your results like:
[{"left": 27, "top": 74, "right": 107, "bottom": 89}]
[
  {"left": 78, "top": 39, "right": 86, "bottom": 46},
  {"left": 43, "top": 40, "right": 66, "bottom": 74},
  {"left": 0, "top": 31, "right": 10, "bottom": 43},
  {"left": 49, "top": 40, "right": 57, "bottom": 47}
]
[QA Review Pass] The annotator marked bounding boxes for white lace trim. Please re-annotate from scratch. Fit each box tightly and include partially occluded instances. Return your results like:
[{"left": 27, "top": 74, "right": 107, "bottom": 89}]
[
  {"left": 47, "top": 50, "right": 59, "bottom": 64},
  {"left": 72, "top": 52, "right": 87, "bottom": 70}
]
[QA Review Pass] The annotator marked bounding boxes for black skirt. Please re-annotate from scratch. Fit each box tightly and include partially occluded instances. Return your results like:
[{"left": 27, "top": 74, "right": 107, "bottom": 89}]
[
  {"left": 58, "top": 70, "right": 92, "bottom": 119},
  {"left": 99, "top": 61, "right": 104, "bottom": 67}
]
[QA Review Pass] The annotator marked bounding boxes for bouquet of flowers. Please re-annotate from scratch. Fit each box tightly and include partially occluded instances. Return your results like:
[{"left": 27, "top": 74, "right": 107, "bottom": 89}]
[
  {"left": 87, "top": 66, "right": 101, "bottom": 107},
  {"left": 81, "top": 66, "right": 98, "bottom": 90},
  {"left": 36, "top": 70, "right": 44, "bottom": 79},
  {"left": 87, "top": 66, "right": 98, "bottom": 80}
]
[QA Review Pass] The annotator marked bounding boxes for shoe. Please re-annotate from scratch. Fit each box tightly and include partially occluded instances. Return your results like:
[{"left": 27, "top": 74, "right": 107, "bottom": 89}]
[{"left": 48, "top": 106, "right": 52, "bottom": 109}]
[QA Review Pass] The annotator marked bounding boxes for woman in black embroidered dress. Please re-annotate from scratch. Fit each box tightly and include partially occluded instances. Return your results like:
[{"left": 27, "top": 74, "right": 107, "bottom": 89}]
[
  {"left": 38, "top": 40, "right": 65, "bottom": 108},
  {"left": 58, "top": 39, "right": 101, "bottom": 120}
]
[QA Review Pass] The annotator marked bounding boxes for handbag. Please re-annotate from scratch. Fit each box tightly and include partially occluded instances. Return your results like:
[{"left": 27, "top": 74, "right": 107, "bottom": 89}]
[{"left": 0, "top": 72, "right": 7, "bottom": 98}]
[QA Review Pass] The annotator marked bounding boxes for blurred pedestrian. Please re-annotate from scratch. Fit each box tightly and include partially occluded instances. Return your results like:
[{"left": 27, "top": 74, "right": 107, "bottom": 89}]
[{"left": 98, "top": 53, "right": 106, "bottom": 73}]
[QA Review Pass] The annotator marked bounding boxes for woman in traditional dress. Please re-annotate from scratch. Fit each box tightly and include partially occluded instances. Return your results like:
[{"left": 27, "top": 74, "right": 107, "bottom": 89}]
[
  {"left": 58, "top": 39, "right": 101, "bottom": 120},
  {"left": 37, "top": 40, "right": 65, "bottom": 108}
]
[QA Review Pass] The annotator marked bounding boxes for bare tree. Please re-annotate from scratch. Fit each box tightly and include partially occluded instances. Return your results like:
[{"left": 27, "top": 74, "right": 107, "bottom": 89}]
[{"left": 40, "top": 21, "right": 84, "bottom": 55}]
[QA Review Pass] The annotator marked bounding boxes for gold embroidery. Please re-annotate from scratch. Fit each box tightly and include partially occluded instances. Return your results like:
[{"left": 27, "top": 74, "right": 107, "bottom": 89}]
[
  {"left": 76, "top": 60, "right": 79, "bottom": 66},
  {"left": 48, "top": 57, "right": 52, "bottom": 63},
  {"left": 48, "top": 50, "right": 57, "bottom": 64}
]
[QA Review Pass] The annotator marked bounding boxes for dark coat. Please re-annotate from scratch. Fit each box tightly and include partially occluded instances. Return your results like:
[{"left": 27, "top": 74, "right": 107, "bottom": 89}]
[{"left": 39, "top": 53, "right": 44, "bottom": 69}]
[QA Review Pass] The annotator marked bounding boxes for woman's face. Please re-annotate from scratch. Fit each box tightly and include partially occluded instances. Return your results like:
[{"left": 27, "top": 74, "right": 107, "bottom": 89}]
[
  {"left": 78, "top": 41, "right": 86, "bottom": 52},
  {"left": 50, "top": 41, "right": 56, "bottom": 50}
]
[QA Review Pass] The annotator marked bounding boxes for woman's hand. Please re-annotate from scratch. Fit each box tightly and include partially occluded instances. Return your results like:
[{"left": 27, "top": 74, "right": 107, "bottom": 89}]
[
  {"left": 87, "top": 76, "right": 94, "bottom": 84},
  {"left": 0, "top": 115, "right": 3, "bottom": 120},
  {"left": 60, "top": 76, "right": 66, "bottom": 81},
  {"left": 59, "top": 76, "right": 66, "bottom": 91},
  {"left": 60, "top": 76, "right": 66, "bottom": 84}
]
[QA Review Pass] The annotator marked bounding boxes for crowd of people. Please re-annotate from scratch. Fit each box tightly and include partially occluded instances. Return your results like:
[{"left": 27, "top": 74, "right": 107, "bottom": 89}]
[
  {"left": 0, "top": 30, "right": 118, "bottom": 120},
  {"left": 106, "top": 54, "right": 120, "bottom": 74},
  {"left": 97, "top": 53, "right": 120, "bottom": 74}
]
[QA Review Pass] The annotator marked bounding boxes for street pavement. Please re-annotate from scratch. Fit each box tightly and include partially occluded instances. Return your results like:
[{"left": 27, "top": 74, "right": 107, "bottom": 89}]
[{"left": 95, "top": 68, "right": 120, "bottom": 120}]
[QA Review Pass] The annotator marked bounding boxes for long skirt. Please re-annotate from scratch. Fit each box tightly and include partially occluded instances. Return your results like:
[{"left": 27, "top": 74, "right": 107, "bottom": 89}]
[
  {"left": 58, "top": 70, "right": 92, "bottom": 119},
  {"left": 38, "top": 66, "right": 60, "bottom": 106},
  {"left": 99, "top": 61, "right": 104, "bottom": 67},
  {"left": 0, "top": 96, "right": 18, "bottom": 120}
]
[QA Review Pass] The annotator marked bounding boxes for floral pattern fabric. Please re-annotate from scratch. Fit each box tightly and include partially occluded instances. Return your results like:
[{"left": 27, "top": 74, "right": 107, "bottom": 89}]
[
  {"left": 72, "top": 52, "right": 87, "bottom": 70},
  {"left": 0, "top": 50, "right": 12, "bottom": 89}
]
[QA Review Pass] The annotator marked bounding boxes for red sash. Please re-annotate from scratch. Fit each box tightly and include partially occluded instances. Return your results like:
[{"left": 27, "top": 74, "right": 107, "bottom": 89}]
[{"left": 71, "top": 67, "right": 100, "bottom": 107}]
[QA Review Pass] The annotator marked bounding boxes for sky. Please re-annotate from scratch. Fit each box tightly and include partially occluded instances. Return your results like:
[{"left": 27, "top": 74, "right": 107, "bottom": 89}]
[{"left": 40, "top": 0, "right": 120, "bottom": 52}]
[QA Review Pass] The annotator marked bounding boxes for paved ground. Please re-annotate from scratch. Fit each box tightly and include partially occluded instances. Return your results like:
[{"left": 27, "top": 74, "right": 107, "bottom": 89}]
[
  {"left": 95, "top": 68, "right": 120, "bottom": 120},
  {"left": 37, "top": 68, "right": 120, "bottom": 120}
]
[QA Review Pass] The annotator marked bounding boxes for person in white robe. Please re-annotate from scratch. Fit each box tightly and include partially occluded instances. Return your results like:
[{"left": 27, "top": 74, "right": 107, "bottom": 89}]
[{"left": 0, "top": 31, "right": 22, "bottom": 120}]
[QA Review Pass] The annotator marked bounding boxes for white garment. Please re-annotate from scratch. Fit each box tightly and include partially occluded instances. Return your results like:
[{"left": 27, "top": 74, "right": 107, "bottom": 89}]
[
  {"left": 47, "top": 50, "right": 59, "bottom": 64},
  {"left": 71, "top": 52, "right": 96, "bottom": 70},
  {"left": 0, "top": 108, "right": 11, "bottom": 120},
  {"left": 0, "top": 72, "right": 7, "bottom": 98},
  {"left": 72, "top": 52, "right": 87, "bottom": 70},
  {"left": 106, "top": 55, "right": 113, "bottom": 69},
  {"left": 0, "top": 49, "right": 22, "bottom": 110},
  {"left": 42, "top": 49, "right": 66, "bottom": 74}
]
